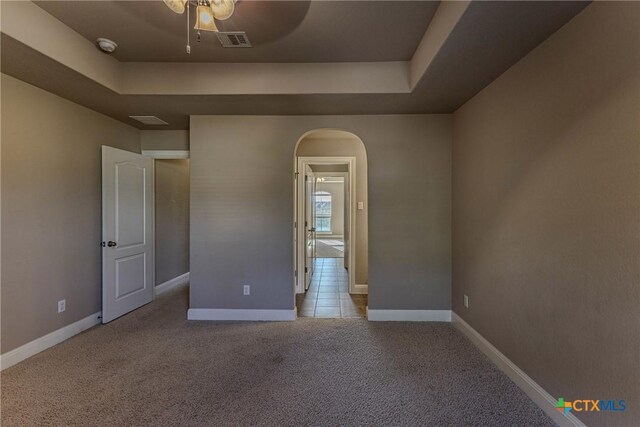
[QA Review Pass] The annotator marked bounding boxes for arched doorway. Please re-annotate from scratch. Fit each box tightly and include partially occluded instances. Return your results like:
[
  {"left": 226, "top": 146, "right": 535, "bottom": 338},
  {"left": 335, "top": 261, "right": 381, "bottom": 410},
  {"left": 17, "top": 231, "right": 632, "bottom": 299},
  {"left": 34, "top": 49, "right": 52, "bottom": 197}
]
[{"left": 293, "top": 129, "right": 368, "bottom": 318}]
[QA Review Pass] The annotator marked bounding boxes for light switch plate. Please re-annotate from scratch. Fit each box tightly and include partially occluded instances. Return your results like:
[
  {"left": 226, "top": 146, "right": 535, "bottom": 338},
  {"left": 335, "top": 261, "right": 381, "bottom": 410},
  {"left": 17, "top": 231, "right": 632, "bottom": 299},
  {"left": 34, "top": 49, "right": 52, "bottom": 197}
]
[{"left": 357, "top": 202, "right": 364, "bottom": 210}]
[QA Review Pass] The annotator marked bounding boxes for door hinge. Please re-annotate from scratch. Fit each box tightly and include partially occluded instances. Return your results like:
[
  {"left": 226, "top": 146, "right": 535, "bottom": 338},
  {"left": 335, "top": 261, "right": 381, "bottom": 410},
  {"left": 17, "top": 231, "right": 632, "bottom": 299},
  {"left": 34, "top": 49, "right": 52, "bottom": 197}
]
[
  {"left": 294, "top": 270, "right": 297, "bottom": 277},
  {"left": 305, "top": 267, "right": 308, "bottom": 273},
  {"left": 294, "top": 172, "right": 299, "bottom": 180},
  {"left": 305, "top": 175, "right": 308, "bottom": 182},
  {"left": 294, "top": 221, "right": 297, "bottom": 228}
]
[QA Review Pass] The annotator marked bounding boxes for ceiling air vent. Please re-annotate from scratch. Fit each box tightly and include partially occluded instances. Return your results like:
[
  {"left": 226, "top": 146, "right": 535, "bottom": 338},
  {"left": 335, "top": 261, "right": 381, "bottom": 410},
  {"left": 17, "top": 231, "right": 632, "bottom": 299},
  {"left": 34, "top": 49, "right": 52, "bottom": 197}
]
[
  {"left": 216, "top": 32, "right": 252, "bottom": 48},
  {"left": 129, "top": 116, "right": 168, "bottom": 126}
]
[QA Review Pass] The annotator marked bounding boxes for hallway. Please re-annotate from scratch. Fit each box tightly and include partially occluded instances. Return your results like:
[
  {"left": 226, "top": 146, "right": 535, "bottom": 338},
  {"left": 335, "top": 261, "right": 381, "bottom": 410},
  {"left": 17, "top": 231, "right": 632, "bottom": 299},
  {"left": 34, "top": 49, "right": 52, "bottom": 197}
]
[{"left": 296, "top": 258, "right": 366, "bottom": 318}]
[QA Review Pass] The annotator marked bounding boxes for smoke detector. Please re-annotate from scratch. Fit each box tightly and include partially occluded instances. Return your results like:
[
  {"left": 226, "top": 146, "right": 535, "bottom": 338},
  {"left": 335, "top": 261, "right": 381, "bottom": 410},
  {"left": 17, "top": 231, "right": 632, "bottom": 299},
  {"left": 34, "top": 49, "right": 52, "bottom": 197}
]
[{"left": 96, "top": 38, "right": 118, "bottom": 53}]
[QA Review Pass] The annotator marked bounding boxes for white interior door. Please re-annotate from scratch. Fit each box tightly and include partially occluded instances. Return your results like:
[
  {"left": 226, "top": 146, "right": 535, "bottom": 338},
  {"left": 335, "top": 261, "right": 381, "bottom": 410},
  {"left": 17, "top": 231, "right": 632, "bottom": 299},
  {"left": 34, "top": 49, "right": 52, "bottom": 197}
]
[
  {"left": 304, "top": 167, "right": 316, "bottom": 290},
  {"left": 102, "top": 146, "right": 154, "bottom": 323}
]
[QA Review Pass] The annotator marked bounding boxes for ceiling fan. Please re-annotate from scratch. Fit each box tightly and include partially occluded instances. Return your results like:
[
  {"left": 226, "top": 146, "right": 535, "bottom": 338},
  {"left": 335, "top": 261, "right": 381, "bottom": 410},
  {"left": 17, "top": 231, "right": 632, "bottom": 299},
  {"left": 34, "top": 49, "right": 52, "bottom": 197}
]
[{"left": 163, "top": 0, "right": 237, "bottom": 53}]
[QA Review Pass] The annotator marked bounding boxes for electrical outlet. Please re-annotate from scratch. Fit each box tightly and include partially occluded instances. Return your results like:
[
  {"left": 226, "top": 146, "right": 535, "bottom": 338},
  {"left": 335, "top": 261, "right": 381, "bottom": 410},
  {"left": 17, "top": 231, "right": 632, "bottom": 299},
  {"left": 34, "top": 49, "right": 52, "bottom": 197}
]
[
  {"left": 243, "top": 285, "right": 250, "bottom": 296},
  {"left": 58, "top": 299, "right": 66, "bottom": 313},
  {"left": 463, "top": 295, "right": 469, "bottom": 308}
]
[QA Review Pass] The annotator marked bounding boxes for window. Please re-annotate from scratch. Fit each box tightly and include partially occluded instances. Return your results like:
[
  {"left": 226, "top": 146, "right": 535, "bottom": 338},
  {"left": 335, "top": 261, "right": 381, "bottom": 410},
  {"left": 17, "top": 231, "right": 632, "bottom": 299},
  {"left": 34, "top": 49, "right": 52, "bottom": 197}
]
[{"left": 314, "top": 191, "right": 331, "bottom": 232}]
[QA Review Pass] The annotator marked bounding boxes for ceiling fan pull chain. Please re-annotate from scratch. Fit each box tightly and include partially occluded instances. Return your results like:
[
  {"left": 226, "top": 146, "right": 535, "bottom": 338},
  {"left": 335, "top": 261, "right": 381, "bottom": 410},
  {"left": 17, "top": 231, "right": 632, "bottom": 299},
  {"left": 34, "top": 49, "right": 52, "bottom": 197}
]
[
  {"left": 196, "top": 0, "right": 201, "bottom": 44},
  {"left": 186, "top": 0, "right": 191, "bottom": 54}
]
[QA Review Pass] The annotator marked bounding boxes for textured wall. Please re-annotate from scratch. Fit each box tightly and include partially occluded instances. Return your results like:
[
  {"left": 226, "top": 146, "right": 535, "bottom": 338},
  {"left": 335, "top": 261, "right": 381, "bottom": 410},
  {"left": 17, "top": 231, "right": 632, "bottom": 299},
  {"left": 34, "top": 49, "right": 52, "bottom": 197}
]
[
  {"left": 452, "top": 3, "right": 640, "bottom": 426},
  {"left": 1, "top": 74, "right": 140, "bottom": 353},
  {"left": 155, "top": 159, "right": 190, "bottom": 285},
  {"left": 190, "top": 115, "right": 451, "bottom": 311}
]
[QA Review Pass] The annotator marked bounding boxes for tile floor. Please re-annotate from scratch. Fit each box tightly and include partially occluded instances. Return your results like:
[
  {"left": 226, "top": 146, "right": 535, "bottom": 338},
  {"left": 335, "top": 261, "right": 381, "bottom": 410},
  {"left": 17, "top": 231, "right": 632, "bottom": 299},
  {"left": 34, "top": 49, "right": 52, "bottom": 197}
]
[{"left": 296, "top": 258, "right": 367, "bottom": 318}]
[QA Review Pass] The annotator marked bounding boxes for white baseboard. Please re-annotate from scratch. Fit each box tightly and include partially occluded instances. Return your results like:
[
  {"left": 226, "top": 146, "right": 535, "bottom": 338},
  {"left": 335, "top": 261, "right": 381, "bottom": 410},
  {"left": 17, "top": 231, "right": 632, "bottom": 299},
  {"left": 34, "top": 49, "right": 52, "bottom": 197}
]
[
  {"left": 367, "top": 309, "right": 451, "bottom": 322},
  {"left": 0, "top": 311, "right": 102, "bottom": 371},
  {"left": 155, "top": 272, "right": 190, "bottom": 296},
  {"left": 352, "top": 283, "right": 368, "bottom": 294},
  {"left": 452, "top": 313, "right": 586, "bottom": 427},
  {"left": 188, "top": 308, "right": 296, "bottom": 321}
]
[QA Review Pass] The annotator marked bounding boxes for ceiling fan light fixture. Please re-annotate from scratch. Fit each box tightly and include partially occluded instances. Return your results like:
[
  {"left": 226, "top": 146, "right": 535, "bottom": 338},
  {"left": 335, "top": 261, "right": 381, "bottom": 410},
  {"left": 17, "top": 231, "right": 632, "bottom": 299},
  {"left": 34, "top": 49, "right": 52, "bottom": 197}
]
[
  {"left": 194, "top": 4, "right": 218, "bottom": 32},
  {"left": 163, "top": 0, "right": 187, "bottom": 14},
  {"left": 210, "top": 0, "right": 235, "bottom": 21}
]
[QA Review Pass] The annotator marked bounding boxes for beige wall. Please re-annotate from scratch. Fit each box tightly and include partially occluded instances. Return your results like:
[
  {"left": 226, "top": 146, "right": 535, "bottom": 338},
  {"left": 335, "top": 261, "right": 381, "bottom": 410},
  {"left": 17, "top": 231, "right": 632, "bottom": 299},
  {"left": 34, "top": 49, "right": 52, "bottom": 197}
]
[
  {"left": 452, "top": 3, "right": 640, "bottom": 426},
  {"left": 155, "top": 159, "right": 190, "bottom": 285},
  {"left": 316, "top": 181, "right": 345, "bottom": 237},
  {"left": 298, "top": 137, "right": 368, "bottom": 283},
  {"left": 190, "top": 115, "right": 452, "bottom": 312},
  {"left": 141, "top": 130, "right": 189, "bottom": 151},
  {"left": 1, "top": 74, "right": 141, "bottom": 353}
]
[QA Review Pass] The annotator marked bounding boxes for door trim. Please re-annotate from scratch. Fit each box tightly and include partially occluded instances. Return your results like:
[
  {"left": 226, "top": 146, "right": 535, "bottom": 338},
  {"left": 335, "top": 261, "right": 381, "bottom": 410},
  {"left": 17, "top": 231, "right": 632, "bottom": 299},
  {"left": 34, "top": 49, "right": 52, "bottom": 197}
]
[
  {"left": 141, "top": 150, "right": 190, "bottom": 159},
  {"left": 295, "top": 156, "right": 356, "bottom": 295}
]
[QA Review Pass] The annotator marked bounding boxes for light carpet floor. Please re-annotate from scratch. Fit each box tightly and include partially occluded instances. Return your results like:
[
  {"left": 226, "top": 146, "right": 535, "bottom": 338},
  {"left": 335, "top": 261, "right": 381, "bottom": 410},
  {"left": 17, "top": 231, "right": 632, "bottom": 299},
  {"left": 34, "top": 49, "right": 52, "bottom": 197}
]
[{"left": 1, "top": 286, "right": 554, "bottom": 426}]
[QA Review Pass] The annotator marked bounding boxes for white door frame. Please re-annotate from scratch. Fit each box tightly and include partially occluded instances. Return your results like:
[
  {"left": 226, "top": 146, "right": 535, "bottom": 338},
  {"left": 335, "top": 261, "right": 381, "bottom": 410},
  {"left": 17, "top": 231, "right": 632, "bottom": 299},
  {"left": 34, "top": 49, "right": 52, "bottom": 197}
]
[
  {"left": 141, "top": 150, "right": 190, "bottom": 160},
  {"left": 138, "top": 149, "right": 190, "bottom": 298},
  {"left": 295, "top": 156, "right": 356, "bottom": 295}
]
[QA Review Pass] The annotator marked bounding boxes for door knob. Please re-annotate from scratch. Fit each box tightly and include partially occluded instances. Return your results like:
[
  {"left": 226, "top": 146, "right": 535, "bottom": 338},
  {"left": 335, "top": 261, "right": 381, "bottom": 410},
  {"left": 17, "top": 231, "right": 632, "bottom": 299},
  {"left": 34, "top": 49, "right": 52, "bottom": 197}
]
[
  {"left": 107, "top": 241, "right": 117, "bottom": 247},
  {"left": 309, "top": 228, "right": 316, "bottom": 232}
]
